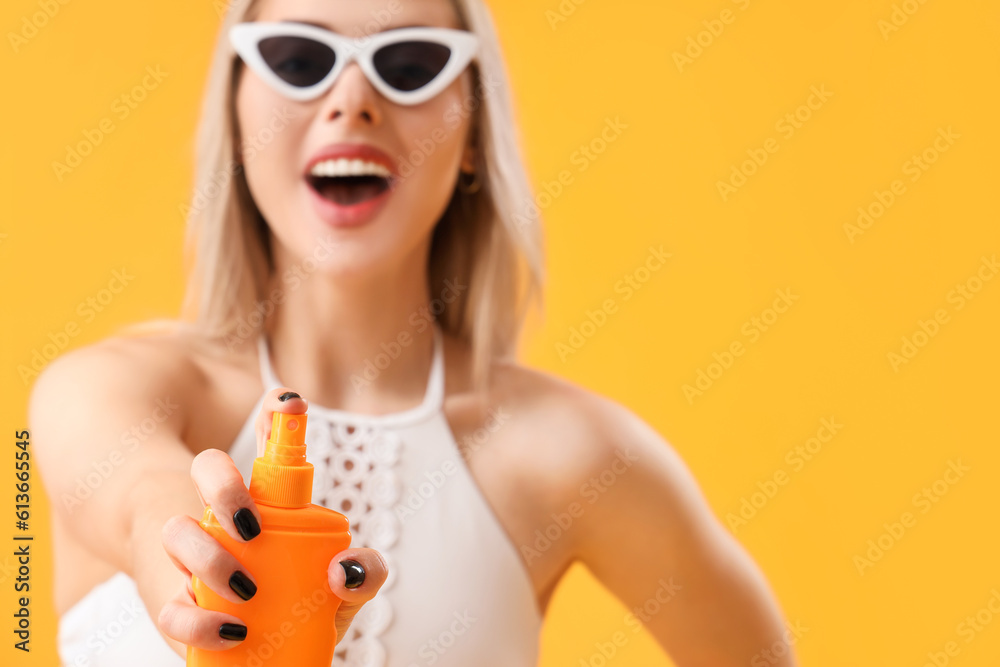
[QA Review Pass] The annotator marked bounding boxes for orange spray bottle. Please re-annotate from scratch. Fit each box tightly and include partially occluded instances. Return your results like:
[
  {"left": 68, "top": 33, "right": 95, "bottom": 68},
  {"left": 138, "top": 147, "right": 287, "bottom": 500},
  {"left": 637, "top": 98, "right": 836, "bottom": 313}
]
[{"left": 187, "top": 412, "right": 351, "bottom": 666}]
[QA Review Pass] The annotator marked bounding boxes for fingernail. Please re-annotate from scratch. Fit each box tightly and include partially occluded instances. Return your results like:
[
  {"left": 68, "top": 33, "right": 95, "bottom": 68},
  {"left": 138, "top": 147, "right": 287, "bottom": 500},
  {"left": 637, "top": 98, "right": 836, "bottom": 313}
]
[
  {"left": 233, "top": 508, "right": 261, "bottom": 541},
  {"left": 341, "top": 559, "right": 365, "bottom": 589},
  {"left": 219, "top": 623, "right": 247, "bottom": 641},
  {"left": 229, "top": 571, "right": 257, "bottom": 601},
  {"left": 278, "top": 391, "right": 300, "bottom": 402}
]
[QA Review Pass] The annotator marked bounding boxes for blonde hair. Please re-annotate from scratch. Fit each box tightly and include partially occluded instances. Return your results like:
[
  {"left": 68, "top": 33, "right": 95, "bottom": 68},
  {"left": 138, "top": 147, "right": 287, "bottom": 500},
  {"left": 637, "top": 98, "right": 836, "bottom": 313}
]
[{"left": 173, "top": 0, "right": 544, "bottom": 391}]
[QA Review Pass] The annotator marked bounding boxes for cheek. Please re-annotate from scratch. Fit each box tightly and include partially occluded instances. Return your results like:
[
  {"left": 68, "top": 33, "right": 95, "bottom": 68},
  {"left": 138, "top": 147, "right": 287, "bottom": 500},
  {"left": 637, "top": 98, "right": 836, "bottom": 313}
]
[
  {"left": 395, "top": 101, "right": 469, "bottom": 203},
  {"left": 235, "top": 83, "right": 306, "bottom": 221}
]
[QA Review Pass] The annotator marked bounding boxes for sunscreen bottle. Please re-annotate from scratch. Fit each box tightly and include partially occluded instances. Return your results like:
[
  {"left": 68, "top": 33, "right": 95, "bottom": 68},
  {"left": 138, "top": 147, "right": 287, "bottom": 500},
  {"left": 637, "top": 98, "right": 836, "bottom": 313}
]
[{"left": 187, "top": 412, "right": 351, "bottom": 666}]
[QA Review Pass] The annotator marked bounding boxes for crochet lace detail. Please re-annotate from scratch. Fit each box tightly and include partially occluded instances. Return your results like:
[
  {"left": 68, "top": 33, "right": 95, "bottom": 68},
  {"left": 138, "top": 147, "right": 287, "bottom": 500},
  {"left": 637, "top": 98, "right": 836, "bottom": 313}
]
[{"left": 310, "top": 416, "right": 401, "bottom": 667}]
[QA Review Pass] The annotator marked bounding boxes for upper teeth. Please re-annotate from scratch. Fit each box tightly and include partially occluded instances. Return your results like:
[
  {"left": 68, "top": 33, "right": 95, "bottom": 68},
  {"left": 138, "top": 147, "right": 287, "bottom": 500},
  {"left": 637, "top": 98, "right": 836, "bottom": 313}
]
[{"left": 310, "top": 158, "right": 393, "bottom": 179}]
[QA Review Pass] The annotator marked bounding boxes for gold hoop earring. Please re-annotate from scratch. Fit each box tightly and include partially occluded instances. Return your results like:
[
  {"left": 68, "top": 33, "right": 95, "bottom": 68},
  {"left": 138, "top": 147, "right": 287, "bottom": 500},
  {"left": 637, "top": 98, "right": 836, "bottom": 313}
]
[{"left": 458, "top": 169, "right": 481, "bottom": 194}]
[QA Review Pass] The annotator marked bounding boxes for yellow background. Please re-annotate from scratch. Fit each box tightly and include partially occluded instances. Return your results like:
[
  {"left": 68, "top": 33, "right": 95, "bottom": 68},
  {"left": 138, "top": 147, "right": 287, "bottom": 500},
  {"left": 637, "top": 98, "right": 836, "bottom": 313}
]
[{"left": 3, "top": 0, "right": 999, "bottom": 665}]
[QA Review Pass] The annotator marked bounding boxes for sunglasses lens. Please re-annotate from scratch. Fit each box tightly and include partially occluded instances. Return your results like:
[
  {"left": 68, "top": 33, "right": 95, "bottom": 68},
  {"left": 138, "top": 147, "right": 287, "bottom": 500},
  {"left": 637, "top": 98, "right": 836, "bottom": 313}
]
[
  {"left": 259, "top": 36, "right": 336, "bottom": 87},
  {"left": 373, "top": 41, "right": 452, "bottom": 92}
]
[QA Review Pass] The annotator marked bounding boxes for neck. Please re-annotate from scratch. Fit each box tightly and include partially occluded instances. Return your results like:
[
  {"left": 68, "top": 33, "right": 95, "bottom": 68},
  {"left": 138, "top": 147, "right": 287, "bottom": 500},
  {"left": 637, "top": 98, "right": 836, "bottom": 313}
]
[{"left": 261, "top": 242, "right": 438, "bottom": 414}]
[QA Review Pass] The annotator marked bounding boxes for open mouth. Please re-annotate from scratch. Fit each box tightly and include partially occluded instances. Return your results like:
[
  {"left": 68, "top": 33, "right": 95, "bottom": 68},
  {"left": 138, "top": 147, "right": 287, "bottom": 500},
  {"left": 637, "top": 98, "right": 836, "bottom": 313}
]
[{"left": 306, "top": 174, "right": 393, "bottom": 206}]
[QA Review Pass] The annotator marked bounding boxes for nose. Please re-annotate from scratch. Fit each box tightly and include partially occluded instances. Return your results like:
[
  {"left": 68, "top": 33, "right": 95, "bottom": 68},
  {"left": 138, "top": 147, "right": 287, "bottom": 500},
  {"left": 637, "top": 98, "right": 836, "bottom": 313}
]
[{"left": 318, "top": 60, "right": 382, "bottom": 125}]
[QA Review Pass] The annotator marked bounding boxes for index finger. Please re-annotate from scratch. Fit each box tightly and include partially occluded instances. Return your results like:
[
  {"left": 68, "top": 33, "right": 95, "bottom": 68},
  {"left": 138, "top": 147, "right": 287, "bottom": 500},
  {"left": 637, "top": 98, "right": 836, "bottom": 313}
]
[
  {"left": 255, "top": 387, "right": 309, "bottom": 458},
  {"left": 191, "top": 448, "right": 261, "bottom": 543}
]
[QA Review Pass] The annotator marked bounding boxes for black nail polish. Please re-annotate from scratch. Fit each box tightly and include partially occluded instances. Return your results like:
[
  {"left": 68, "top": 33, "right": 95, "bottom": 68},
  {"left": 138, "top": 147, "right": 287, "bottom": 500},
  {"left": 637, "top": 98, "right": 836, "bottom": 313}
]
[
  {"left": 278, "top": 391, "right": 300, "bottom": 402},
  {"left": 233, "top": 508, "right": 261, "bottom": 541},
  {"left": 219, "top": 623, "right": 247, "bottom": 642},
  {"left": 341, "top": 559, "right": 365, "bottom": 589},
  {"left": 229, "top": 571, "right": 257, "bottom": 601}
]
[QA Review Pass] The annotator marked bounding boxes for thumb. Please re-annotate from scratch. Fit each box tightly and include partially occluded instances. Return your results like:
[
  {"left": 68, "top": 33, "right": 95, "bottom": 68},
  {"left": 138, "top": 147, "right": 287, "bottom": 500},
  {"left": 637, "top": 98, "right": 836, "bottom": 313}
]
[{"left": 328, "top": 548, "right": 389, "bottom": 645}]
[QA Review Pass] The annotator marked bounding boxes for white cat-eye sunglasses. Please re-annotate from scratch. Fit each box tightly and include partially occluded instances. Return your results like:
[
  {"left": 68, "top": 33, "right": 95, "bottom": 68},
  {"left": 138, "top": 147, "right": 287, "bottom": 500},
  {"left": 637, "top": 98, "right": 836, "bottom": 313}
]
[{"left": 230, "top": 21, "right": 480, "bottom": 105}]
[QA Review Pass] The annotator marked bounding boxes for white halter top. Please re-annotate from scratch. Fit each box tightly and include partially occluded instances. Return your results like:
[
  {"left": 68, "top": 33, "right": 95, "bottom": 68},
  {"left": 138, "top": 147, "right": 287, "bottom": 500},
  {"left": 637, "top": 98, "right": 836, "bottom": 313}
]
[{"left": 57, "top": 324, "right": 543, "bottom": 666}]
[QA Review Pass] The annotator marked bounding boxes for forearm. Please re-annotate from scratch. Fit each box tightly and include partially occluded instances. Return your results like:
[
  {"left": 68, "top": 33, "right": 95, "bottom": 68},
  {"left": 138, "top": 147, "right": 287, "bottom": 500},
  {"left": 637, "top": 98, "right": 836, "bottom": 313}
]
[
  {"left": 126, "top": 467, "right": 204, "bottom": 656},
  {"left": 666, "top": 534, "right": 800, "bottom": 667}
]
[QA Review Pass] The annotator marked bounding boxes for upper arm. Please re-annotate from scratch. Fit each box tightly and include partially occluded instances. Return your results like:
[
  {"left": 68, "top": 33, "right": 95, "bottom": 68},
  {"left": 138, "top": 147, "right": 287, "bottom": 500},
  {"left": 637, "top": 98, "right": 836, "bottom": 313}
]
[
  {"left": 570, "top": 397, "right": 798, "bottom": 667},
  {"left": 28, "top": 338, "right": 195, "bottom": 572}
]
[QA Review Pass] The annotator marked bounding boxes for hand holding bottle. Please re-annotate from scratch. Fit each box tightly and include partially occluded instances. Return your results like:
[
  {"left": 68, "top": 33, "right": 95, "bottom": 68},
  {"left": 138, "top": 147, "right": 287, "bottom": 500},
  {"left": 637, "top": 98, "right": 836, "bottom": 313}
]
[{"left": 157, "top": 387, "right": 388, "bottom": 660}]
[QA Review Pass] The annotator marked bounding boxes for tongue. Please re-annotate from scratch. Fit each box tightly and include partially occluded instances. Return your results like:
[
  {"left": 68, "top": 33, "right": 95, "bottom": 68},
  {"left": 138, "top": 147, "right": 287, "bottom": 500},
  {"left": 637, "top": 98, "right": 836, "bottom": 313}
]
[{"left": 314, "top": 175, "right": 388, "bottom": 206}]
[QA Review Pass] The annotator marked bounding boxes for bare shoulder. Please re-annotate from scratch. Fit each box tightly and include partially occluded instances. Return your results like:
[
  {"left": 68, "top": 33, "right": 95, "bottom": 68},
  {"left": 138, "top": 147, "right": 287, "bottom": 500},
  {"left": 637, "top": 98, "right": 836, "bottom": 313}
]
[
  {"left": 32, "top": 325, "right": 193, "bottom": 411},
  {"left": 478, "top": 358, "right": 673, "bottom": 505},
  {"left": 28, "top": 322, "right": 254, "bottom": 453}
]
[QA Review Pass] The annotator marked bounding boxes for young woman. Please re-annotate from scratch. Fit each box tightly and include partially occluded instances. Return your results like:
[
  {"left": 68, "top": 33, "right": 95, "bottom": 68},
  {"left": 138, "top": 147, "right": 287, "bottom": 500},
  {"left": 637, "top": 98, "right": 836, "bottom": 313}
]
[{"left": 31, "top": 0, "right": 798, "bottom": 665}]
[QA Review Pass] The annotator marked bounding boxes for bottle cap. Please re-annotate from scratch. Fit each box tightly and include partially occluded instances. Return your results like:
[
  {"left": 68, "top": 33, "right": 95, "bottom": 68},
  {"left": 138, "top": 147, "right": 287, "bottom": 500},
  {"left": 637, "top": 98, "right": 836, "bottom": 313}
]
[{"left": 249, "top": 412, "right": 314, "bottom": 507}]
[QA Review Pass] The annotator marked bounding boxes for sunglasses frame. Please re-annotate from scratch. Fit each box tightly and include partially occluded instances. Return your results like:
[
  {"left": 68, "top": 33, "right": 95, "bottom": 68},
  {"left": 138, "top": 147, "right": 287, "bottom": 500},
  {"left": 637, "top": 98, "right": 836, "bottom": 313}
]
[{"left": 230, "top": 22, "right": 480, "bottom": 105}]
